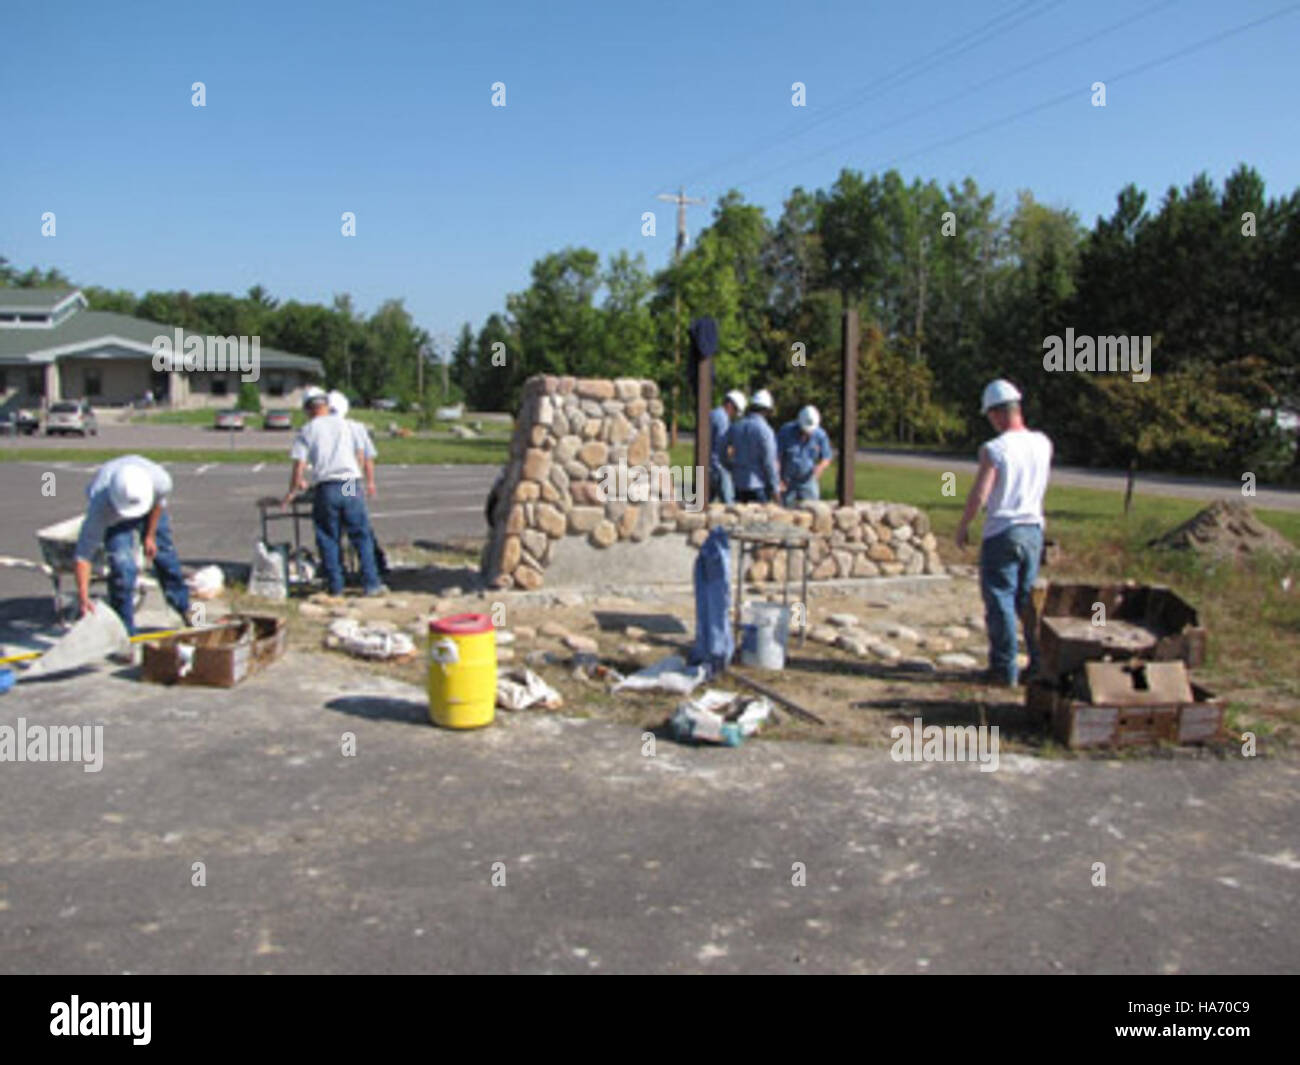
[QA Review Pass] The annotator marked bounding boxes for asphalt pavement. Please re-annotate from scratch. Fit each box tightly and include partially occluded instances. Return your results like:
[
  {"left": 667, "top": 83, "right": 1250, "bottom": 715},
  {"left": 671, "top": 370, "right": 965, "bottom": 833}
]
[{"left": 1, "top": 652, "right": 1295, "bottom": 974}]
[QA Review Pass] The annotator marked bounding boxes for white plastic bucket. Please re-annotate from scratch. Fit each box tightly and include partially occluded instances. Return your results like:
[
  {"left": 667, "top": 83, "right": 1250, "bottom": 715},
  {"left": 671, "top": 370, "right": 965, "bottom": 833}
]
[{"left": 740, "top": 602, "right": 791, "bottom": 670}]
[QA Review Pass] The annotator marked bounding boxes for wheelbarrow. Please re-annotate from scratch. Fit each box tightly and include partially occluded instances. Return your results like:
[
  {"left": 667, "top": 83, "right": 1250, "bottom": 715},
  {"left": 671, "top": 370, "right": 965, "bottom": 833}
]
[{"left": 36, "top": 515, "right": 149, "bottom": 626}]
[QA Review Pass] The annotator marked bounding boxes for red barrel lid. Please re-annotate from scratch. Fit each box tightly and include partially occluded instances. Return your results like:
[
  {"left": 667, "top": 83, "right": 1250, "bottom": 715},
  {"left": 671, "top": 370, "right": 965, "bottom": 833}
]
[{"left": 429, "top": 612, "right": 493, "bottom": 636}]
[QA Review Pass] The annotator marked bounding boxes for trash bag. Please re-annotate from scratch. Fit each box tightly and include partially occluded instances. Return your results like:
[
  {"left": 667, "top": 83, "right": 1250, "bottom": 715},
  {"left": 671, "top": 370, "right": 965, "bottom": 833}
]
[
  {"left": 690, "top": 526, "right": 733, "bottom": 674},
  {"left": 248, "top": 542, "right": 287, "bottom": 600}
]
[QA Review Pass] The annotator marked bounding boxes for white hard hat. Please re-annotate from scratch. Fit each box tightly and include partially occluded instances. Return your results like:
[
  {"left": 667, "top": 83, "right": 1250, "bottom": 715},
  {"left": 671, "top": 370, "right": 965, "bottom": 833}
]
[
  {"left": 750, "top": 388, "right": 774, "bottom": 411},
  {"left": 980, "top": 379, "right": 1022, "bottom": 414},
  {"left": 725, "top": 389, "right": 747, "bottom": 413},
  {"left": 327, "top": 390, "right": 349, "bottom": 418},
  {"left": 798, "top": 405, "right": 820, "bottom": 431},
  {"left": 109, "top": 464, "right": 155, "bottom": 519},
  {"left": 302, "top": 385, "right": 328, "bottom": 409}
]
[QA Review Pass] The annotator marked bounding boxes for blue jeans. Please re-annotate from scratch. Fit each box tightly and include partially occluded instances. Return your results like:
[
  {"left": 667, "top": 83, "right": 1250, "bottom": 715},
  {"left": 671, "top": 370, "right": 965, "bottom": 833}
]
[
  {"left": 979, "top": 524, "right": 1043, "bottom": 684},
  {"left": 105, "top": 509, "right": 190, "bottom": 635},
  {"left": 710, "top": 467, "right": 735, "bottom": 504},
  {"left": 312, "top": 479, "right": 380, "bottom": 595},
  {"left": 782, "top": 479, "right": 820, "bottom": 508}
]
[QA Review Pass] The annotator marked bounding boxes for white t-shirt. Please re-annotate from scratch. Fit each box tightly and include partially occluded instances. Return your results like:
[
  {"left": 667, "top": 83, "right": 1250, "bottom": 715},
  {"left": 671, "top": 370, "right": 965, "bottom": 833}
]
[
  {"left": 981, "top": 428, "right": 1052, "bottom": 539},
  {"left": 290, "top": 413, "right": 363, "bottom": 484}
]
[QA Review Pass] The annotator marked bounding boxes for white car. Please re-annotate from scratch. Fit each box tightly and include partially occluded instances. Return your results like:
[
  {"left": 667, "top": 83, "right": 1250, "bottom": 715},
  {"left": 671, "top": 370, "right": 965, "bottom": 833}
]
[{"left": 45, "top": 400, "right": 98, "bottom": 436}]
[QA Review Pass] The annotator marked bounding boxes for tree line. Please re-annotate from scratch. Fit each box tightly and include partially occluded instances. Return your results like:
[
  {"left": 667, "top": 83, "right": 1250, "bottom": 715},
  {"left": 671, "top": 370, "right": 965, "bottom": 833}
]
[
  {"left": 453, "top": 164, "right": 1298, "bottom": 480},
  {"left": 5, "top": 161, "right": 1297, "bottom": 477}
]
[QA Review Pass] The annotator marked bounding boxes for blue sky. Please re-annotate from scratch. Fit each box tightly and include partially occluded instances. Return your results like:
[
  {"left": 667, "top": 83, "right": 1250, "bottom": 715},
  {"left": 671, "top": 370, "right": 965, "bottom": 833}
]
[{"left": 2, "top": 0, "right": 1297, "bottom": 351}]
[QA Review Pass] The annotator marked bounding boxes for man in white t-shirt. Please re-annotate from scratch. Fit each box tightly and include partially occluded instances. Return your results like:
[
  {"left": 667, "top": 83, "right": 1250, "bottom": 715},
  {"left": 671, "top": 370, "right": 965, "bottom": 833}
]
[{"left": 955, "top": 379, "right": 1053, "bottom": 686}]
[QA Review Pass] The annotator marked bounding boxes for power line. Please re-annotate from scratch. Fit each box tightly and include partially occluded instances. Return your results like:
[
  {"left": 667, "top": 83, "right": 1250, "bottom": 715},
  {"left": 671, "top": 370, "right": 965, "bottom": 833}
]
[
  {"left": 676, "top": 0, "right": 1065, "bottom": 189},
  {"left": 734, "top": 0, "right": 1179, "bottom": 190},
  {"left": 735, "top": 3, "right": 1300, "bottom": 196}
]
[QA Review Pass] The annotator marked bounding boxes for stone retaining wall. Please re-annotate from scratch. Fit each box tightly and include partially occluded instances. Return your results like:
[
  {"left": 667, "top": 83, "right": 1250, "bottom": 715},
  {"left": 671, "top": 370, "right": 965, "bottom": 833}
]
[{"left": 482, "top": 375, "right": 943, "bottom": 589}]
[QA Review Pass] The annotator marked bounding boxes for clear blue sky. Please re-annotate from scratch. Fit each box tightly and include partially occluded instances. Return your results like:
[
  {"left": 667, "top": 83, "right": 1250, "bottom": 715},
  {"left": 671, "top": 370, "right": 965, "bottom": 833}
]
[{"left": 2, "top": 0, "right": 1297, "bottom": 351}]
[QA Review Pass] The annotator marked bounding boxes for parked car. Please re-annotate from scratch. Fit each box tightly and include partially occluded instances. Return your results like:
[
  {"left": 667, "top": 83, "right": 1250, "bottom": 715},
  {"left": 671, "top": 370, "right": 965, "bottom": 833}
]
[
  {"left": 214, "top": 409, "right": 246, "bottom": 431},
  {"left": 9, "top": 409, "right": 40, "bottom": 435},
  {"left": 372, "top": 398, "right": 400, "bottom": 411},
  {"left": 45, "top": 400, "right": 97, "bottom": 437},
  {"left": 263, "top": 409, "right": 293, "bottom": 431}
]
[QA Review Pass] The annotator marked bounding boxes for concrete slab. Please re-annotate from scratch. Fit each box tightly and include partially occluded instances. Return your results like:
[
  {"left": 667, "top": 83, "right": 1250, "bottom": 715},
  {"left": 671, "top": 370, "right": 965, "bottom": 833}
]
[{"left": 0, "top": 652, "right": 1296, "bottom": 974}]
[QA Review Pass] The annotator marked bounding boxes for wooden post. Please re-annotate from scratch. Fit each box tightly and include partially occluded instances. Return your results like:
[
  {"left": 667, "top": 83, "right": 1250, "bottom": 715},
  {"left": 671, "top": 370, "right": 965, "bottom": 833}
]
[
  {"left": 838, "top": 308, "right": 859, "bottom": 506},
  {"left": 695, "top": 344, "right": 712, "bottom": 494}
]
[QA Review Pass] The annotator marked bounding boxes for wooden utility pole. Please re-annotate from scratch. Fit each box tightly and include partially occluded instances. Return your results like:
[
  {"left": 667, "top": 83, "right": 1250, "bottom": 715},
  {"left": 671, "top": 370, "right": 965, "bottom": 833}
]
[
  {"left": 695, "top": 336, "right": 713, "bottom": 491},
  {"left": 838, "top": 308, "right": 859, "bottom": 506},
  {"left": 657, "top": 187, "right": 706, "bottom": 447}
]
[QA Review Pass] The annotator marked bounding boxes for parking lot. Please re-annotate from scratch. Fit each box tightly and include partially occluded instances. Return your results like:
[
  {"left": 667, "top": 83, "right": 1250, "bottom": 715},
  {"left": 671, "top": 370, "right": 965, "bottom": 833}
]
[{"left": 0, "top": 459, "right": 498, "bottom": 629}]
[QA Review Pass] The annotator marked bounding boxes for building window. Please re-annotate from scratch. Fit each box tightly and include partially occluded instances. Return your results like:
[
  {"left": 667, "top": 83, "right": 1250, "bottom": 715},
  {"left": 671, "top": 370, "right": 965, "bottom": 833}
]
[
  {"left": 211, "top": 378, "right": 229, "bottom": 397},
  {"left": 0, "top": 369, "right": 6, "bottom": 391},
  {"left": 84, "top": 370, "right": 102, "bottom": 397},
  {"left": 27, "top": 371, "right": 43, "bottom": 397},
  {"left": 268, "top": 373, "right": 285, "bottom": 398}
]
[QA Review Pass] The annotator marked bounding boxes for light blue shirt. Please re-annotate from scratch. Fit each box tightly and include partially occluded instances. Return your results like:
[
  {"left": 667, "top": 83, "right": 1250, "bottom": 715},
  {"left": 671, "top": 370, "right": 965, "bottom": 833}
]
[
  {"left": 724, "top": 413, "right": 779, "bottom": 494},
  {"left": 709, "top": 406, "right": 731, "bottom": 477},
  {"left": 776, "top": 422, "right": 833, "bottom": 487},
  {"left": 75, "top": 455, "right": 173, "bottom": 561}
]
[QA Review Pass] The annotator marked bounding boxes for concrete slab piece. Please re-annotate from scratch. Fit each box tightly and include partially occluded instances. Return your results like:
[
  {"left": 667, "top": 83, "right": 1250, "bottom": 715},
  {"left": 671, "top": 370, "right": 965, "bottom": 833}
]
[
  {"left": 544, "top": 534, "right": 697, "bottom": 588},
  {"left": 1, "top": 652, "right": 1297, "bottom": 974}
]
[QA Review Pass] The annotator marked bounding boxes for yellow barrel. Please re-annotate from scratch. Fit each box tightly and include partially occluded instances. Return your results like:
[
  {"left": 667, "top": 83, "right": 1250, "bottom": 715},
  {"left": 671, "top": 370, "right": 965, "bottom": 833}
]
[{"left": 427, "top": 613, "right": 497, "bottom": 729}]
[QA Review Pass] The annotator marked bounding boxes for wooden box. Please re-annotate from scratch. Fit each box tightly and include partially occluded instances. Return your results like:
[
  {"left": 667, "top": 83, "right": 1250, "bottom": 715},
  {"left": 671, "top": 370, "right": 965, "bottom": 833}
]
[
  {"left": 1028, "top": 661, "right": 1222, "bottom": 749},
  {"left": 141, "top": 614, "right": 287, "bottom": 688}
]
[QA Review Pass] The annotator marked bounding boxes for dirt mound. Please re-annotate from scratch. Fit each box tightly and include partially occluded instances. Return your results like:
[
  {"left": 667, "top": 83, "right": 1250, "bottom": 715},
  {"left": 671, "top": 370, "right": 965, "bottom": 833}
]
[{"left": 1149, "top": 499, "right": 1295, "bottom": 558}]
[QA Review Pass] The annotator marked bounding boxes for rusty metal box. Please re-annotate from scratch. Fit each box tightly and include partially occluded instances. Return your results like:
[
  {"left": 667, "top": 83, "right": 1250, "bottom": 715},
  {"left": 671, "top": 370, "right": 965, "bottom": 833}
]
[{"left": 141, "top": 614, "right": 287, "bottom": 687}]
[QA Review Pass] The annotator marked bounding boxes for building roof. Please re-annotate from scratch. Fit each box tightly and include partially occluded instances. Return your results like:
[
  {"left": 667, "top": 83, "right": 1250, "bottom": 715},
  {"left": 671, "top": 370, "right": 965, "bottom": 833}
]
[
  {"left": 0, "top": 304, "right": 323, "bottom": 373},
  {"left": 0, "top": 288, "right": 85, "bottom": 315}
]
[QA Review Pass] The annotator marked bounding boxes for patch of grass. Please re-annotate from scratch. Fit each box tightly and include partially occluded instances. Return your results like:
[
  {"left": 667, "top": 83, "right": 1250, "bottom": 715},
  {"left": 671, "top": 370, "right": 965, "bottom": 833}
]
[{"left": 0, "top": 435, "right": 510, "bottom": 466}]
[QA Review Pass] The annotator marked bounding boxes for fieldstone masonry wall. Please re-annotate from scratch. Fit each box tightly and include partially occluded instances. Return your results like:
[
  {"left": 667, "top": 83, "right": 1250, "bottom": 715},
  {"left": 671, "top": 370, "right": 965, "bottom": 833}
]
[{"left": 482, "top": 375, "right": 943, "bottom": 589}]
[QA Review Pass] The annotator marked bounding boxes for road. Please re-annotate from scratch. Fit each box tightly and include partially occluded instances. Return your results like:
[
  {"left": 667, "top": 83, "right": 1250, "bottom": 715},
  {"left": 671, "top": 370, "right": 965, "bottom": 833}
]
[
  {"left": 1, "top": 651, "right": 1295, "bottom": 974},
  {"left": 857, "top": 447, "right": 1300, "bottom": 512}
]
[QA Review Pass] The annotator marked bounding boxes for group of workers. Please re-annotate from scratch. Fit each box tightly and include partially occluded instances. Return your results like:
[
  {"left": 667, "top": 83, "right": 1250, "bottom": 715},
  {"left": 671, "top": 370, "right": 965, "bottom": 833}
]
[
  {"left": 72, "top": 386, "right": 387, "bottom": 636},
  {"left": 708, "top": 389, "right": 834, "bottom": 508},
  {"left": 69, "top": 375, "right": 1049, "bottom": 688}
]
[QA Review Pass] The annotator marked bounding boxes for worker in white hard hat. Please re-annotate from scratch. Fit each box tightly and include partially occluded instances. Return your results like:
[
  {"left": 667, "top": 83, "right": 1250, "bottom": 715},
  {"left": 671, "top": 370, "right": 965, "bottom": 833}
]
[
  {"left": 73, "top": 454, "right": 193, "bottom": 634},
  {"left": 327, "top": 390, "right": 378, "bottom": 499},
  {"left": 708, "top": 389, "right": 747, "bottom": 503},
  {"left": 285, "top": 390, "right": 386, "bottom": 597},
  {"left": 776, "top": 404, "right": 835, "bottom": 507},
  {"left": 956, "top": 379, "right": 1053, "bottom": 686},
  {"left": 724, "top": 388, "right": 780, "bottom": 503}
]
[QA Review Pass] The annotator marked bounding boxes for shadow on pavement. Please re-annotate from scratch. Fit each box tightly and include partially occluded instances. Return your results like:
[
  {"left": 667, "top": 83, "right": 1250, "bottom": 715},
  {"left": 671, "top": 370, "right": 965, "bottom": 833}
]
[{"left": 326, "top": 694, "right": 429, "bottom": 726}]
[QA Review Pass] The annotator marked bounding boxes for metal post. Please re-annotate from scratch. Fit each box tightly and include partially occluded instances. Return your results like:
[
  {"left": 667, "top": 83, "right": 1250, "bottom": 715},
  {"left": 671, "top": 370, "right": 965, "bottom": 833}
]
[
  {"left": 838, "top": 308, "right": 859, "bottom": 506},
  {"left": 695, "top": 336, "right": 712, "bottom": 495}
]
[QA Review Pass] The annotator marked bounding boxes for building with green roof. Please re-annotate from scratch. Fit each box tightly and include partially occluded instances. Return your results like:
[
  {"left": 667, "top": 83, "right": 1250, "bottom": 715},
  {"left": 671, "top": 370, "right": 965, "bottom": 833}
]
[{"left": 0, "top": 289, "right": 323, "bottom": 411}]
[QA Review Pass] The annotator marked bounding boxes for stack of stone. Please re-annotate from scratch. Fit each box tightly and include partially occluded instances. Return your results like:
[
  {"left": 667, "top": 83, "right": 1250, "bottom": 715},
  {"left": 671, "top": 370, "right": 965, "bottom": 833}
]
[
  {"left": 481, "top": 375, "right": 944, "bottom": 590},
  {"left": 483, "top": 375, "right": 670, "bottom": 589}
]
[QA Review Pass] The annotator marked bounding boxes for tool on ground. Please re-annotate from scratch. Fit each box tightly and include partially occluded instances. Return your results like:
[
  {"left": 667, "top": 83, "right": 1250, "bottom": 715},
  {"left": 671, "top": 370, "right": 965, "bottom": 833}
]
[
  {"left": 722, "top": 667, "right": 825, "bottom": 725},
  {"left": 0, "top": 620, "right": 215, "bottom": 669}
]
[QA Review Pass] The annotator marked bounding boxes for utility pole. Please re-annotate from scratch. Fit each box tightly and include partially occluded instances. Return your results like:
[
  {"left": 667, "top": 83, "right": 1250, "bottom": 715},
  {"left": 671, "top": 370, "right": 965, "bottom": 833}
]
[
  {"left": 910, "top": 234, "right": 929, "bottom": 445},
  {"left": 657, "top": 187, "right": 706, "bottom": 448}
]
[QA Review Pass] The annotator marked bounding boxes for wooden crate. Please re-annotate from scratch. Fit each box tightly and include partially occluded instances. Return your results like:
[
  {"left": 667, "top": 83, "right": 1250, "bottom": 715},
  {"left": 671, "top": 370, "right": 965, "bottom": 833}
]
[
  {"left": 1028, "top": 667, "right": 1222, "bottom": 749},
  {"left": 1036, "top": 582, "right": 1206, "bottom": 679},
  {"left": 141, "top": 615, "right": 286, "bottom": 687}
]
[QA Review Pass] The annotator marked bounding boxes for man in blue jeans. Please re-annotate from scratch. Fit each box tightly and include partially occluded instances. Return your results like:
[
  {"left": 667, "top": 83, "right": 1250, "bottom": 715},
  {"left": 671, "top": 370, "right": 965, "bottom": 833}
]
[
  {"left": 955, "top": 380, "right": 1053, "bottom": 686},
  {"left": 283, "top": 390, "right": 385, "bottom": 597},
  {"left": 73, "top": 455, "right": 193, "bottom": 634}
]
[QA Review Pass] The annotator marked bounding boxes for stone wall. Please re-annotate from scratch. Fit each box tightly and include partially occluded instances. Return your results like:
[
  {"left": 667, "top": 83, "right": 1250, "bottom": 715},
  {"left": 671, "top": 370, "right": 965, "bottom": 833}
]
[{"left": 482, "top": 375, "right": 943, "bottom": 590}]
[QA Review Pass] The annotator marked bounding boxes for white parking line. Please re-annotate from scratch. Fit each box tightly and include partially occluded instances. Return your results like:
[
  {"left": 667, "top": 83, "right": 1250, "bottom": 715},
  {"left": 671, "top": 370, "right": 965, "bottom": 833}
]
[
  {"left": 196, "top": 464, "right": 213, "bottom": 475},
  {"left": 369, "top": 506, "right": 483, "bottom": 519},
  {"left": 252, "top": 463, "right": 265, "bottom": 473}
]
